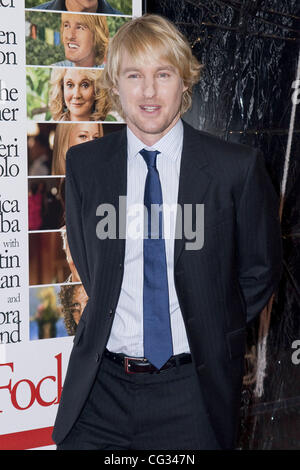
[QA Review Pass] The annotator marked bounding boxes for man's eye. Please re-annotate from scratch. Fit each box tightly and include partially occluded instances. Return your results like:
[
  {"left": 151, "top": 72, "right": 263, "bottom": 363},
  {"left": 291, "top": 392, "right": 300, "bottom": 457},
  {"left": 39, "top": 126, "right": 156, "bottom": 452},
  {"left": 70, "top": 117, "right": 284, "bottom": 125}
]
[
  {"left": 70, "top": 302, "right": 81, "bottom": 312},
  {"left": 128, "top": 74, "right": 140, "bottom": 79},
  {"left": 158, "top": 73, "right": 170, "bottom": 78},
  {"left": 79, "top": 134, "right": 88, "bottom": 140}
]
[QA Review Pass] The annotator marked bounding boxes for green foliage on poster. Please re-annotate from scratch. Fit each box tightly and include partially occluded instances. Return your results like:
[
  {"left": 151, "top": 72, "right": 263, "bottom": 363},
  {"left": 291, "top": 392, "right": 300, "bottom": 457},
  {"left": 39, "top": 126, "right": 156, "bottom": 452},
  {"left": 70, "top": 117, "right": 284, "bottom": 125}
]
[
  {"left": 26, "top": 68, "right": 51, "bottom": 121},
  {"left": 111, "top": 0, "right": 132, "bottom": 15},
  {"left": 106, "top": 16, "right": 130, "bottom": 36},
  {"left": 26, "top": 11, "right": 64, "bottom": 65},
  {"left": 26, "top": 37, "right": 64, "bottom": 65},
  {"left": 26, "top": 11, "right": 61, "bottom": 29},
  {"left": 26, "top": 37, "right": 65, "bottom": 65}
]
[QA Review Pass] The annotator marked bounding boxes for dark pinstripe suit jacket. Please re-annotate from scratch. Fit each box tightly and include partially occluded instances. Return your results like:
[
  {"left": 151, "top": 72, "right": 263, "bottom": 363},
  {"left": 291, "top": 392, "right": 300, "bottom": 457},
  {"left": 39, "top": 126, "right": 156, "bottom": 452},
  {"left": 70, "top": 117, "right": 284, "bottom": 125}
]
[{"left": 52, "top": 121, "right": 282, "bottom": 449}]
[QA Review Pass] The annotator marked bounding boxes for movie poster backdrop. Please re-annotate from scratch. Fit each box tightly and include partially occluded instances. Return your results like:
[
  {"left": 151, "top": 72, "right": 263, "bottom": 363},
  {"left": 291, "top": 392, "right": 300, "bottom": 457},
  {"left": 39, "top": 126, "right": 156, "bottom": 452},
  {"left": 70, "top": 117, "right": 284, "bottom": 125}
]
[{"left": 0, "top": 0, "right": 142, "bottom": 450}]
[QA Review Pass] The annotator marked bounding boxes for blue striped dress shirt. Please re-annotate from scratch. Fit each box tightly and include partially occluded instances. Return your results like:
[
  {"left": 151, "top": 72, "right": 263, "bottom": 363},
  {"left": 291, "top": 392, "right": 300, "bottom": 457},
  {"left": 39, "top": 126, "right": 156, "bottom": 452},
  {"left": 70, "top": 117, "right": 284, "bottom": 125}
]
[{"left": 106, "top": 119, "right": 190, "bottom": 357}]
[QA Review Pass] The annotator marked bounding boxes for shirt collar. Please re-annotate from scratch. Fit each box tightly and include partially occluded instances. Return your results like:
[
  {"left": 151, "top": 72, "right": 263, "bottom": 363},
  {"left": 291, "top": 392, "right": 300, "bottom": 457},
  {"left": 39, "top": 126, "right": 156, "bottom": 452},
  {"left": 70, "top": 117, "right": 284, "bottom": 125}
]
[{"left": 127, "top": 118, "right": 183, "bottom": 162}]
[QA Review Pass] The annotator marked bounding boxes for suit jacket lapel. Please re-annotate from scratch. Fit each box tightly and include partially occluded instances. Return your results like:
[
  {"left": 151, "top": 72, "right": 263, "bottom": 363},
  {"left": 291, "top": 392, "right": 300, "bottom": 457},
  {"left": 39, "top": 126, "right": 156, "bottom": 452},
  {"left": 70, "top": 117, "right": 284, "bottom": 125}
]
[
  {"left": 174, "top": 122, "right": 212, "bottom": 266},
  {"left": 98, "top": 127, "right": 127, "bottom": 261}
]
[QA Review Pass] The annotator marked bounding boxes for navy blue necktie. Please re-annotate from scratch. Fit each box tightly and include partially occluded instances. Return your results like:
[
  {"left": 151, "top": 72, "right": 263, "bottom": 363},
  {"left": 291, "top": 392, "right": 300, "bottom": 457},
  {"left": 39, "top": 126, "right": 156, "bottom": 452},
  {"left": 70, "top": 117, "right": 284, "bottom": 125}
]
[{"left": 140, "top": 149, "right": 173, "bottom": 369}]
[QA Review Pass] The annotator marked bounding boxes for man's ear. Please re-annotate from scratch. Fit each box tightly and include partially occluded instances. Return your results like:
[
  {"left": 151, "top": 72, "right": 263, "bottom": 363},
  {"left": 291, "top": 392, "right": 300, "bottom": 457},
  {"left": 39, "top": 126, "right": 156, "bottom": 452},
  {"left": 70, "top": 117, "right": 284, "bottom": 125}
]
[{"left": 112, "top": 86, "right": 119, "bottom": 96}]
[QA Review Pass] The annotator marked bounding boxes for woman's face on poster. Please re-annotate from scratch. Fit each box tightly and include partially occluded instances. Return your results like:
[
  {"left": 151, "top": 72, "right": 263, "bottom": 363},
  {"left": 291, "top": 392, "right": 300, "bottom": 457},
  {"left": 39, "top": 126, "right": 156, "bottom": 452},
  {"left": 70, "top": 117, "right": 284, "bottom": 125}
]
[
  {"left": 69, "top": 123, "right": 101, "bottom": 146},
  {"left": 62, "top": 17, "right": 95, "bottom": 67},
  {"left": 63, "top": 69, "right": 95, "bottom": 121}
]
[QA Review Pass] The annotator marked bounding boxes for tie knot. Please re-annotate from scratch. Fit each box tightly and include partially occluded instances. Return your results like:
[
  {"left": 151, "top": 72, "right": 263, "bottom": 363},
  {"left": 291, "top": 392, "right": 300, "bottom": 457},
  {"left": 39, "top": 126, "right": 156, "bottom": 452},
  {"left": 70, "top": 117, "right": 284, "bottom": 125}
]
[{"left": 140, "top": 149, "right": 160, "bottom": 169}]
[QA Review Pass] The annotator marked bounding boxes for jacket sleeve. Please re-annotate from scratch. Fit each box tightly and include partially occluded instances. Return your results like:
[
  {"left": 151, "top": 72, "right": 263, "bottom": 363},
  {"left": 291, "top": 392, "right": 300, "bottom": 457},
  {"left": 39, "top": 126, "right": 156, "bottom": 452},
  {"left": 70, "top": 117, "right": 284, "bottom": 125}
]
[
  {"left": 65, "top": 148, "right": 91, "bottom": 297},
  {"left": 236, "top": 150, "right": 282, "bottom": 324}
]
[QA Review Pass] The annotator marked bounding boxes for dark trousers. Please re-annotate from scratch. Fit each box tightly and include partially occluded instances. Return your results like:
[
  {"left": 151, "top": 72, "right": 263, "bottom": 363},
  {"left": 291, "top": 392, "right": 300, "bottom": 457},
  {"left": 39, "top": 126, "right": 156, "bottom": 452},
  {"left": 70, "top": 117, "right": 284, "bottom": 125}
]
[{"left": 57, "top": 353, "right": 220, "bottom": 450}]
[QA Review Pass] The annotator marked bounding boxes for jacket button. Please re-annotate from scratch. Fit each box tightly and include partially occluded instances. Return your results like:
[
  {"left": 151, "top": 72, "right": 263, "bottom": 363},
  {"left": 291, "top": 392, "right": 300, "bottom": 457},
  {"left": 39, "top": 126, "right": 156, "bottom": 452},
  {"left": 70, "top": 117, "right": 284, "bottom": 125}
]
[
  {"left": 197, "top": 364, "right": 205, "bottom": 374},
  {"left": 109, "top": 309, "right": 114, "bottom": 316},
  {"left": 95, "top": 353, "right": 100, "bottom": 363}
]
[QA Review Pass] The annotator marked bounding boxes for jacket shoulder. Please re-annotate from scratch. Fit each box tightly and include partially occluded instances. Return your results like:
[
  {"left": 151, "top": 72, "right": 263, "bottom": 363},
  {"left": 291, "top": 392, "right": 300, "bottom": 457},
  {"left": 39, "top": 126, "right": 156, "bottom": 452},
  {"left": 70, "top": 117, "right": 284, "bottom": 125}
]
[
  {"left": 66, "top": 127, "right": 126, "bottom": 172},
  {"left": 184, "top": 121, "right": 257, "bottom": 163}
]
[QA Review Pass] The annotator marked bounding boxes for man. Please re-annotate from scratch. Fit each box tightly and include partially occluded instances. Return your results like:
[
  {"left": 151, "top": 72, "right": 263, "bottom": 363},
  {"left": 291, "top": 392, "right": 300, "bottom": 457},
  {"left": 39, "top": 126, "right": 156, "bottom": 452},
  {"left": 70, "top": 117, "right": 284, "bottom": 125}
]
[
  {"left": 52, "top": 14, "right": 109, "bottom": 68},
  {"left": 52, "top": 14, "right": 282, "bottom": 450},
  {"left": 32, "top": 0, "right": 121, "bottom": 14}
]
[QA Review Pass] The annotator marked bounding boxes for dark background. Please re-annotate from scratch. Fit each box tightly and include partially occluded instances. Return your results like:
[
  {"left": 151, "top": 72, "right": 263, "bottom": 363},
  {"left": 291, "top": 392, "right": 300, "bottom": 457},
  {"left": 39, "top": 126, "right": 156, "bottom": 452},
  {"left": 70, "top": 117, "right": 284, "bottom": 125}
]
[{"left": 146, "top": 0, "right": 300, "bottom": 450}]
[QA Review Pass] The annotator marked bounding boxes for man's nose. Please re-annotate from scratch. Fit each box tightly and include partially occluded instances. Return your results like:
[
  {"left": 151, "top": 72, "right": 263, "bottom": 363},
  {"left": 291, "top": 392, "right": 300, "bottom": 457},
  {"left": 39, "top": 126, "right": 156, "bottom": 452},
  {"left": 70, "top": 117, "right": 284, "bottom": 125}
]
[
  {"left": 65, "top": 26, "right": 76, "bottom": 40},
  {"left": 143, "top": 77, "right": 156, "bottom": 98}
]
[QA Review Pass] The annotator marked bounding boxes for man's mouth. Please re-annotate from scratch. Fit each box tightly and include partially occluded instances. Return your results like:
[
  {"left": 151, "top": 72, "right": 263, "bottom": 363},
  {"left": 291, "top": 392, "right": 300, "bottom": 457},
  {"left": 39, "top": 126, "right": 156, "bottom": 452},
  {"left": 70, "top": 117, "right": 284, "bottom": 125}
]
[
  {"left": 140, "top": 105, "right": 161, "bottom": 113},
  {"left": 67, "top": 43, "right": 80, "bottom": 50}
]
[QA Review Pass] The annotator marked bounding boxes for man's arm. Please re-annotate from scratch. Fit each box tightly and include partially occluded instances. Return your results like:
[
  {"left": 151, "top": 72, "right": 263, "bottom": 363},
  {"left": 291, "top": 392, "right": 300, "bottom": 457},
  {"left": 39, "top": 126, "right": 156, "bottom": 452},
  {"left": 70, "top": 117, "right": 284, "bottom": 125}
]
[
  {"left": 236, "top": 150, "right": 282, "bottom": 324},
  {"left": 65, "top": 148, "right": 91, "bottom": 297}
]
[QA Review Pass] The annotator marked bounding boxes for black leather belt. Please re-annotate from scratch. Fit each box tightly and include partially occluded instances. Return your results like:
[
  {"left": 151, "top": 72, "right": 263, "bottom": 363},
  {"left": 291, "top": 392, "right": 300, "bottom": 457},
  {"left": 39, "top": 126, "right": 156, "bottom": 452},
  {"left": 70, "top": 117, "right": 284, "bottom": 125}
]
[{"left": 104, "top": 349, "right": 192, "bottom": 374}]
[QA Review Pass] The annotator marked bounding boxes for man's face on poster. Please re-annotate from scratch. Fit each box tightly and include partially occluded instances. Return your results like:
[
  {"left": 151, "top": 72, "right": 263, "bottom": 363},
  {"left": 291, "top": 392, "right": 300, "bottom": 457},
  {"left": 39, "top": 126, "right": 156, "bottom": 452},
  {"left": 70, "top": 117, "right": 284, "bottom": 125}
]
[
  {"left": 66, "top": 0, "right": 98, "bottom": 12},
  {"left": 62, "top": 17, "right": 95, "bottom": 67}
]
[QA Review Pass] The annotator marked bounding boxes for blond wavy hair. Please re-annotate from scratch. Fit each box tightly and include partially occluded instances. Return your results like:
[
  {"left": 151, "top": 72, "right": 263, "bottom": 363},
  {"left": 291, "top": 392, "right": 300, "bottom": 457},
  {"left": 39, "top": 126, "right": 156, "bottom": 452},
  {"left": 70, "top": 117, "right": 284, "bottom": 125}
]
[
  {"left": 61, "top": 13, "right": 109, "bottom": 66},
  {"left": 100, "top": 14, "right": 203, "bottom": 117},
  {"left": 49, "top": 68, "right": 111, "bottom": 121}
]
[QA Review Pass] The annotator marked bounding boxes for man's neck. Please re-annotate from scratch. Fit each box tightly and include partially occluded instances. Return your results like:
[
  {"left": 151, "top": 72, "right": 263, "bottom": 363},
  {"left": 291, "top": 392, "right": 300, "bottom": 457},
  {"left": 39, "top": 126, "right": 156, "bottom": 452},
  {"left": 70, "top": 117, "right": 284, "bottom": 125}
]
[
  {"left": 65, "top": 0, "right": 98, "bottom": 12},
  {"left": 127, "top": 118, "right": 183, "bottom": 152},
  {"left": 73, "top": 55, "right": 96, "bottom": 67},
  {"left": 127, "top": 115, "right": 182, "bottom": 148}
]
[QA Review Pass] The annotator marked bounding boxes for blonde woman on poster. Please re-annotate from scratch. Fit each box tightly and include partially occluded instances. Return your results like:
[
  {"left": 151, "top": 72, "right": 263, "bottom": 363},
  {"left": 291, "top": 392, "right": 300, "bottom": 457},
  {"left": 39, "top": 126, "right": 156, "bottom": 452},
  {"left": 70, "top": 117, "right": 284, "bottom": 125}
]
[
  {"left": 49, "top": 68, "right": 111, "bottom": 121},
  {"left": 52, "top": 122, "right": 103, "bottom": 174}
]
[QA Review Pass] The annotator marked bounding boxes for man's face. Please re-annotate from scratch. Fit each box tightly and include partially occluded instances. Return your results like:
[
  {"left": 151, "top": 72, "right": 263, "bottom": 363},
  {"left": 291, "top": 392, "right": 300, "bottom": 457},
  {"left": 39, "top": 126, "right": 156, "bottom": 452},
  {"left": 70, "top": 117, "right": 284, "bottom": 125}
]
[
  {"left": 65, "top": 0, "right": 98, "bottom": 12},
  {"left": 113, "top": 50, "right": 188, "bottom": 146},
  {"left": 62, "top": 18, "right": 95, "bottom": 67}
]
